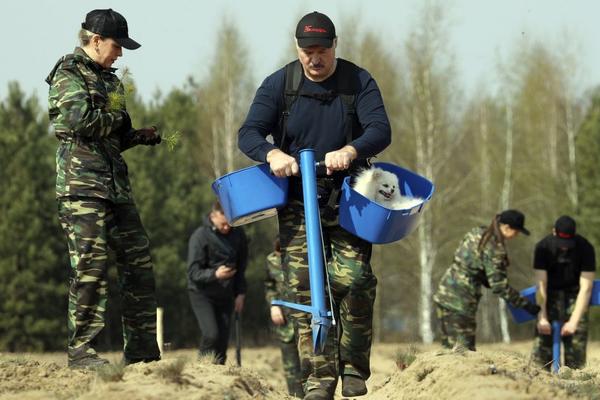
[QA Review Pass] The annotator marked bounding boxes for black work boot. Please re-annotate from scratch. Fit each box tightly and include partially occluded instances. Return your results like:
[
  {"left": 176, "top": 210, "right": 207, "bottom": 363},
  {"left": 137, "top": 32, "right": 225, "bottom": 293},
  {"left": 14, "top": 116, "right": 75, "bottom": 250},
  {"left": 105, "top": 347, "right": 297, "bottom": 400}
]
[
  {"left": 303, "top": 388, "right": 331, "bottom": 400},
  {"left": 68, "top": 354, "right": 110, "bottom": 370},
  {"left": 341, "top": 374, "right": 368, "bottom": 397}
]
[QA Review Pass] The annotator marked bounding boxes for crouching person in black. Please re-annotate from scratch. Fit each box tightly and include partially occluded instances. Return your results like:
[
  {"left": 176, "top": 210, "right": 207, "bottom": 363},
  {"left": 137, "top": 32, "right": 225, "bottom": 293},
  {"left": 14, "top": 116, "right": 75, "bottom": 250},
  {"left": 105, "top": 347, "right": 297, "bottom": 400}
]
[{"left": 187, "top": 201, "right": 248, "bottom": 364}]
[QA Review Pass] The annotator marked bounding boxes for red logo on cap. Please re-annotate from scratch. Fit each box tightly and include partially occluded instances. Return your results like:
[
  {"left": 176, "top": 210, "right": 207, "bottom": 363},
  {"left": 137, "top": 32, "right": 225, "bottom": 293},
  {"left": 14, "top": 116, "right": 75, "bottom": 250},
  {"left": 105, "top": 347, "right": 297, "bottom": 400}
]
[
  {"left": 304, "top": 25, "right": 327, "bottom": 33},
  {"left": 558, "top": 232, "right": 574, "bottom": 239}
]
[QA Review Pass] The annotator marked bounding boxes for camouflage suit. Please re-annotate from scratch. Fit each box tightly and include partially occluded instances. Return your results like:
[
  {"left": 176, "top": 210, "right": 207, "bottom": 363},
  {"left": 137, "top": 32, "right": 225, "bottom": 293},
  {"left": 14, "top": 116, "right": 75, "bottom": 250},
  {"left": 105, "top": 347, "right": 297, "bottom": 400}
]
[
  {"left": 531, "top": 290, "right": 589, "bottom": 369},
  {"left": 279, "top": 198, "right": 376, "bottom": 395},
  {"left": 433, "top": 227, "right": 531, "bottom": 350},
  {"left": 46, "top": 47, "right": 160, "bottom": 362},
  {"left": 265, "top": 250, "right": 304, "bottom": 397}
]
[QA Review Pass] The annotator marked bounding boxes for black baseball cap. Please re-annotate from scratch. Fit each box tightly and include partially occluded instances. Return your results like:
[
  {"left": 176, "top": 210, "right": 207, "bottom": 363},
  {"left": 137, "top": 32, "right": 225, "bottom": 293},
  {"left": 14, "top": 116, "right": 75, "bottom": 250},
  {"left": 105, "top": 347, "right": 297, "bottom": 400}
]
[
  {"left": 554, "top": 215, "right": 576, "bottom": 248},
  {"left": 82, "top": 9, "right": 141, "bottom": 50},
  {"left": 295, "top": 11, "right": 336, "bottom": 48},
  {"left": 498, "top": 209, "right": 530, "bottom": 235}
]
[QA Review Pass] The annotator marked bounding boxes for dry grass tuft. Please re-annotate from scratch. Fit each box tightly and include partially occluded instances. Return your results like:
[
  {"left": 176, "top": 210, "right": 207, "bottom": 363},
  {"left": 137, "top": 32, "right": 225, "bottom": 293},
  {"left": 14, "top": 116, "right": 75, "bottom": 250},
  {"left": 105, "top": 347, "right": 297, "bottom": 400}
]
[
  {"left": 96, "top": 362, "right": 125, "bottom": 382},
  {"left": 395, "top": 344, "right": 419, "bottom": 371},
  {"left": 154, "top": 357, "right": 188, "bottom": 385}
]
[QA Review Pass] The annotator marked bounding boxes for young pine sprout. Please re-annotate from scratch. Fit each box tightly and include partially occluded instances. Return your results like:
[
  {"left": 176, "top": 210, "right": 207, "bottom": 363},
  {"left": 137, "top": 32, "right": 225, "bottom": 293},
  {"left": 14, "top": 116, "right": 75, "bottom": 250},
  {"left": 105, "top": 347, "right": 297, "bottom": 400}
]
[
  {"left": 107, "top": 68, "right": 181, "bottom": 152},
  {"left": 162, "top": 130, "right": 181, "bottom": 152},
  {"left": 107, "top": 67, "right": 135, "bottom": 112}
]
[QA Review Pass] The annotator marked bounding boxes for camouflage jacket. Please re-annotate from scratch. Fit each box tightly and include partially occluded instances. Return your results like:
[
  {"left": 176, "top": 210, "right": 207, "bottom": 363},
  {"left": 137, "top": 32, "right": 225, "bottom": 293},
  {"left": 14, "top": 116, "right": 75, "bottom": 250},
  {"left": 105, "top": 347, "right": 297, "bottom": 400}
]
[
  {"left": 265, "top": 251, "right": 295, "bottom": 342},
  {"left": 46, "top": 47, "right": 137, "bottom": 203},
  {"left": 433, "top": 226, "right": 529, "bottom": 316}
]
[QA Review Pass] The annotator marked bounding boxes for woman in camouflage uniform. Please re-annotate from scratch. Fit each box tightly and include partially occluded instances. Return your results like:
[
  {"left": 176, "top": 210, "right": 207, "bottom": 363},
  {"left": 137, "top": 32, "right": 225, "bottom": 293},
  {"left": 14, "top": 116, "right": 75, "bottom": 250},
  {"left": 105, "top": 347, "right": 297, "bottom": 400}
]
[
  {"left": 46, "top": 9, "right": 162, "bottom": 368},
  {"left": 433, "top": 210, "right": 541, "bottom": 351}
]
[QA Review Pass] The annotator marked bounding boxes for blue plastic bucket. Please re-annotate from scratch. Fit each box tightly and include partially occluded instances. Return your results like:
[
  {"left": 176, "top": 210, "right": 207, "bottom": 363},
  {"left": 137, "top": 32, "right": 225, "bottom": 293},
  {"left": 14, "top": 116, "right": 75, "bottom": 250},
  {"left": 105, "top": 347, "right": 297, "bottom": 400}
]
[
  {"left": 212, "top": 164, "right": 288, "bottom": 226},
  {"left": 590, "top": 280, "right": 600, "bottom": 305},
  {"left": 509, "top": 280, "right": 600, "bottom": 324},
  {"left": 508, "top": 286, "right": 537, "bottom": 323},
  {"left": 338, "top": 162, "right": 434, "bottom": 244}
]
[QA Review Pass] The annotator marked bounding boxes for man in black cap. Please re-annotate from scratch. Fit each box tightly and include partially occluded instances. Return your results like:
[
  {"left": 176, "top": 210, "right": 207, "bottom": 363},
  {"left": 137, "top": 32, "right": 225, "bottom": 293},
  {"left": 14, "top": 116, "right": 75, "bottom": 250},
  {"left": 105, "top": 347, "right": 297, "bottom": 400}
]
[
  {"left": 531, "top": 215, "right": 596, "bottom": 369},
  {"left": 239, "top": 10, "right": 391, "bottom": 400}
]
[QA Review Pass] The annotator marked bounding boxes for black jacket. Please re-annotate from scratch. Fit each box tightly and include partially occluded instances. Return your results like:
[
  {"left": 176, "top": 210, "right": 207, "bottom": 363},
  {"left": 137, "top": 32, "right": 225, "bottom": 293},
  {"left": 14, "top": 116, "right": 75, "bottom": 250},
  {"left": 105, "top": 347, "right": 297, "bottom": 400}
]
[{"left": 187, "top": 215, "right": 248, "bottom": 298}]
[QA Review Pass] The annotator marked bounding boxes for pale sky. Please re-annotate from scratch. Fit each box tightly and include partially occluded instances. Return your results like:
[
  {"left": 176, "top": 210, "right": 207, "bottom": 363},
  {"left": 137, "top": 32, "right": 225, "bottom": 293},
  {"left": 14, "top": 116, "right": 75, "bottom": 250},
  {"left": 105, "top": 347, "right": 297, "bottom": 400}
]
[{"left": 3, "top": 0, "right": 600, "bottom": 103}]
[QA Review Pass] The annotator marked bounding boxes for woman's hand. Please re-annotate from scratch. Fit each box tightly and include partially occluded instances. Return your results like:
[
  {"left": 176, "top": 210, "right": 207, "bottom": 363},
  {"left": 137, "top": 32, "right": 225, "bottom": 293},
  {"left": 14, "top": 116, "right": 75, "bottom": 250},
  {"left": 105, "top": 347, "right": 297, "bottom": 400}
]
[{"left": 136, "top": 126, "right": 161, "bottom": 145}]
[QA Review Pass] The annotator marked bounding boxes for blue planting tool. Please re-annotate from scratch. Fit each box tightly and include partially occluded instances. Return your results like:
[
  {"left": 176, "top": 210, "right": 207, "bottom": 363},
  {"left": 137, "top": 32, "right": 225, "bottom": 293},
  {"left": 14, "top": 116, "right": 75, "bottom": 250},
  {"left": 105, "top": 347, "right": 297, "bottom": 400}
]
[
  {"left": 552, "top": 320, "right": 562, "bottom": 373},
  {"left": 272, "top": 149, "right": 333, "bottom": 354},
  {"left": 508, "top": 282, "right": 600, "bottom": 373}
]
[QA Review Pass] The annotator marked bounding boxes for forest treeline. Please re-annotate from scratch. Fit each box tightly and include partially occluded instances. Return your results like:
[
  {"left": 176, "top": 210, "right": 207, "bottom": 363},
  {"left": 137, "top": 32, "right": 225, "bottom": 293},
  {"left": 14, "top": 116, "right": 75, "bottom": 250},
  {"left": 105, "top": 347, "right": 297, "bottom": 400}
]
[{"left": 2, "top": 4, "right": 600, "bottom": 351}]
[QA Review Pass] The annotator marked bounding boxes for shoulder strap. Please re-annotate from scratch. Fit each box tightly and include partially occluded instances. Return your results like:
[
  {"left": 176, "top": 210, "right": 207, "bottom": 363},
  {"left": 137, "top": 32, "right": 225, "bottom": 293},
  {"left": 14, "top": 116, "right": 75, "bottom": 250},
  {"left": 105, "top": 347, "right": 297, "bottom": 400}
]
[
  {"left": 335, "top": 59, "right": 361, "bottom": 144},
  {"left": 280, "top": 60, "right": 304, "bottom": 153},
  {"left": 279, "top": 59, "right": 364, "bottom": 153}
]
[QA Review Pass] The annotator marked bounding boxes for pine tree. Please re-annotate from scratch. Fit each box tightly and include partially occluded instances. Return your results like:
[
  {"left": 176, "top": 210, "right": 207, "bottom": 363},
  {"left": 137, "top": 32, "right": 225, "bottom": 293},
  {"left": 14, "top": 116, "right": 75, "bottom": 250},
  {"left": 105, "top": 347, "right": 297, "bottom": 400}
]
[{"left": 0, "top": 83, "right": 68, "bottom": 351}]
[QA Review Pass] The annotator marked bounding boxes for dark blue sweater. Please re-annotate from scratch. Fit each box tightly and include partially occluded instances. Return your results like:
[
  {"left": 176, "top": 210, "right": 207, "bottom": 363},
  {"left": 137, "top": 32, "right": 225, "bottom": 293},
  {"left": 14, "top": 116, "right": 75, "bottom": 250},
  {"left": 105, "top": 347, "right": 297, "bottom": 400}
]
[{"left": 238, "top": 58, "right": 391, "bottom": 163}]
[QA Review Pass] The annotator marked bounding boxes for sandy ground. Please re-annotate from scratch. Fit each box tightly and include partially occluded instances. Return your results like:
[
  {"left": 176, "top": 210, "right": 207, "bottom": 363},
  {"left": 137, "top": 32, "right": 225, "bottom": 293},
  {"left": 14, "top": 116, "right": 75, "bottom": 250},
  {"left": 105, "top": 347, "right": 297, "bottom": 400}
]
[{"left": 1, "top": 341, "right": 600, "bottom": 399}]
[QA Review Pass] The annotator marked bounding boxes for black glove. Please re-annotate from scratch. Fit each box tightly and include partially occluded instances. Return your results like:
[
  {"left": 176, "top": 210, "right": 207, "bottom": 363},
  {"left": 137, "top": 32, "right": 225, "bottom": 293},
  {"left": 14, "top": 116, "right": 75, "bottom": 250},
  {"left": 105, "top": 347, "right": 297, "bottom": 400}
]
[
  {"left": 137, "top": 127, "right": 162, "bottom": 146},
  {"left": 522, "top": 302, "right": 541, "bottom": 316}
]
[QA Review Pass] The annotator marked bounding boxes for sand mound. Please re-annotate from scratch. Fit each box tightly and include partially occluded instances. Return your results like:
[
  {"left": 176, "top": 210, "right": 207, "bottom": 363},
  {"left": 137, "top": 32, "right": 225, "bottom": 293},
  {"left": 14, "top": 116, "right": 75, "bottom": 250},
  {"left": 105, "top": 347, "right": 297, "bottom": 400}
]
[
  {"left": 0, "top": 355, "right": 291, "bottom": 400},
  {"left": 370, "top": 348, "right": 600, "bottom": 400},
  {"left": 2, "top": 344, "right": 600, "bottom": 399}
]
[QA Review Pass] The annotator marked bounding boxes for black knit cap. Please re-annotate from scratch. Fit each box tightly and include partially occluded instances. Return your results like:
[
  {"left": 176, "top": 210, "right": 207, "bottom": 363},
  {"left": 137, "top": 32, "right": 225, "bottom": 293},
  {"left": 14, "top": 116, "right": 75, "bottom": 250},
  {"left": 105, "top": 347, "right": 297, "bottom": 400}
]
[
  {"left": 82, "top": 9, "right": 141, "bottom": 50},
  {"left": 295, "top": 11, "right": 336, "bottom": 48},
  {"left": 498, "top": 209, "right": 530, "bottom": 235}
]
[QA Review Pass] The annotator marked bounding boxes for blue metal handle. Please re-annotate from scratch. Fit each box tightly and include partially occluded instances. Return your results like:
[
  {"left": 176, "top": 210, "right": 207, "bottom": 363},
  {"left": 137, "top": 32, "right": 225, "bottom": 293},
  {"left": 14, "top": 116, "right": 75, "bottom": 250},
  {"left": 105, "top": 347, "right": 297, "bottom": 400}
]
[
  {"left": 271, "top": 149, "right": 332, "bottom": 354},
  {"left": 552, "top": 320, "right": 562, "bottom": 373}
]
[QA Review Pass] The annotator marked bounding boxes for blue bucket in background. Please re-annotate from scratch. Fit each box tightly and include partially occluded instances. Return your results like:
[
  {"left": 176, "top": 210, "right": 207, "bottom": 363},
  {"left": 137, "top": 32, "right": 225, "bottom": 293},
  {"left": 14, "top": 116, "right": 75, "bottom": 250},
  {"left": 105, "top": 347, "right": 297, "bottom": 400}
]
[
  {"left": 339, "top": 162, "right": 434, "bottom": 244},
  {"left": 590, "top": 280, "right": 600, "bottom": 306},
  {"left": 508, "top": 286, "right": 537, "bottom": 323},
  {"left": 212, "top": 163, "right": 288, "bottom": 226},
  {"left": 509, "top": 279, "right": 600, "bottom": 323}
]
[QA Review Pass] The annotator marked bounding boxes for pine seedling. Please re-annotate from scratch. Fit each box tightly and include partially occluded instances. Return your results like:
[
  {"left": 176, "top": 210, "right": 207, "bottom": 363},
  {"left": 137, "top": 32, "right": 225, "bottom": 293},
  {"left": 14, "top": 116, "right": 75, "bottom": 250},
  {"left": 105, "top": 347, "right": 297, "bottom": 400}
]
[
  {"left": 107, "top": 67, "right": 135, "bottom": 112},
  {"left": 162, "top": 130, "right": 181, "bottom": 152}
]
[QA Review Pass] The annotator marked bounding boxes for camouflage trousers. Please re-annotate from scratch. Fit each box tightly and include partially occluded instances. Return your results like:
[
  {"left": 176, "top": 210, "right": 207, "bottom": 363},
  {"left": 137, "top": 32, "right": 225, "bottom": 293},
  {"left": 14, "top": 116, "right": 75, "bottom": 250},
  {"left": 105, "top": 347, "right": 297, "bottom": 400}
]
[
  {"left": 58, "top": 196, "right": 160, "bottom": 361},
  {"left": 435, "top": 303, "right": 477, "bottom": 351},
  {"left": 273, "top": 321, "right": 304, "bottom": 397},
  {"left": 531, "top": 291, "right": 589, "bottom": 369},
  {"left": 279, "top": 199, "right": 376, "bottom": 395}
]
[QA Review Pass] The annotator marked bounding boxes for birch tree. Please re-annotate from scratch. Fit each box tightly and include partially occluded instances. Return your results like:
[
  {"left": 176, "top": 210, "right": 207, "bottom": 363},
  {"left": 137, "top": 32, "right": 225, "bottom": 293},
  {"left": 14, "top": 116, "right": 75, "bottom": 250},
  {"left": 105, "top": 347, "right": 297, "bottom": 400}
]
[
  {"left": 401, "top": 2, "right": 461, "bottom": 344},
  {"left": 195, "top": 18, "right": 254, "bottom": 178}
]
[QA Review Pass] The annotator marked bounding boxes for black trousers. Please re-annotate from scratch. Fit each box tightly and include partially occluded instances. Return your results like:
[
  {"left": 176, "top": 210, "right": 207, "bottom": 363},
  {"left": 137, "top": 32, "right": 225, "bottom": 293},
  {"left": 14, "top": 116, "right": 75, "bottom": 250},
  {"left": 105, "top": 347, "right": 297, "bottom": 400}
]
[{"left": 188, "top": 290, "right": 233, "bottom": 364}]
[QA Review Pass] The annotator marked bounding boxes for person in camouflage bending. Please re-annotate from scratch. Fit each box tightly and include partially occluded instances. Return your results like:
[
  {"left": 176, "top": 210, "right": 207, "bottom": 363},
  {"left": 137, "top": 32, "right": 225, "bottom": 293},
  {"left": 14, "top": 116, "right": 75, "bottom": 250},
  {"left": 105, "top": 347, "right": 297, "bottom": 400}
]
[
  {"left": 265, "top": 236, "right": 304, "bottom": 398},
  {"left": 46, "top": 9, "right": 162, "bottom": 369},
  {"left": 433, "top": 210, "right": 541, "bottom": 351},
  {"left": 531, "top": 216, "right": 596, "bottom": 369}
]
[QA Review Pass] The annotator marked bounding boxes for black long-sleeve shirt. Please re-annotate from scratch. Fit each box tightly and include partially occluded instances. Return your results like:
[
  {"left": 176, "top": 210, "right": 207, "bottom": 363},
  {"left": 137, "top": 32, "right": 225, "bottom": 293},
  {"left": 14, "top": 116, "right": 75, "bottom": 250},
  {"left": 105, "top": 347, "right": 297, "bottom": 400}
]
[
  {"left": 238, "top": 58, "right": 391, "bottom": 163},
  {"left": 187, "top": 216, "right": 247, "bottom": 299}
]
